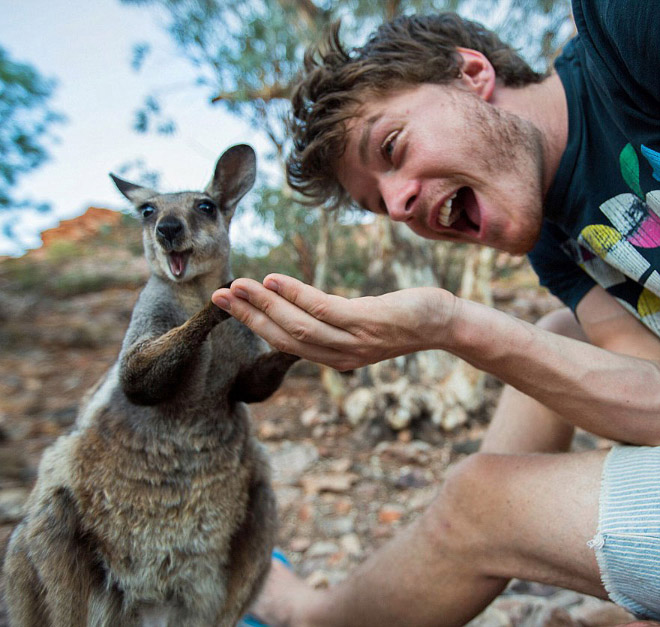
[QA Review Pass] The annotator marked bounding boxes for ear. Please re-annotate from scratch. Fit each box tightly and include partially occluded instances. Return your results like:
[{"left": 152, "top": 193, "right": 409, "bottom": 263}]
[
  {"left": 456, "top": 47, "right": 496, "bottom": 101},
  {"left": 109, "top": 174, "right": 158, "bottom": 205},
  {"left": 205, "top": 144, "right": 257, "bottom": 217}
]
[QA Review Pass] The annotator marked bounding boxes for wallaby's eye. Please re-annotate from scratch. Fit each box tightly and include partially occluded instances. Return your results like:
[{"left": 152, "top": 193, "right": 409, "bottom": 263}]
[
  {"left": 197, "top": 200, "right": 216, "bottom": 216},
  {"left": 140, "top": 204, "right": 155, "bottom": 219}
]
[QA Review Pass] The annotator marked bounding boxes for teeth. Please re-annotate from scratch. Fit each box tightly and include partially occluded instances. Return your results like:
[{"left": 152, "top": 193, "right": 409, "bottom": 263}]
[{"left": 438, "top": 192, "right": 459, "bottom": 227}]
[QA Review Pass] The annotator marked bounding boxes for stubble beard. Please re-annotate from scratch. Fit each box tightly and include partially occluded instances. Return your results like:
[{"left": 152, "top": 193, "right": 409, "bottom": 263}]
[{"left": 467, "top": 92, "right": 546, "bottom": 254}]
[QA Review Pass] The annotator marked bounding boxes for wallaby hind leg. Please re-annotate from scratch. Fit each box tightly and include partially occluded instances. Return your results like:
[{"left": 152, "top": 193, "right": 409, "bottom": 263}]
[
  {"left": 216, "top": 458, "right": 277, "bottom": 626},
  {"left": 4, "top": 526, "right": 49, "bottom": 627},
  {"left": 6, "top": 486, "right": 106, "bottom": 626}
]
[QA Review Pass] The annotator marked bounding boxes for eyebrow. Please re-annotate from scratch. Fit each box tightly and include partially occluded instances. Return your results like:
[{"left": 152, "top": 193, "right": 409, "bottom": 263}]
[{"left": 358, "top": 114, "right": 382, "bottom": 166}]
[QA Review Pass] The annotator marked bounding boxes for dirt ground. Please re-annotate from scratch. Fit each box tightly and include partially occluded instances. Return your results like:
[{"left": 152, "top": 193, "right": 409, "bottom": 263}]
[{"left": 0, "top": 236, "right": 637, "bottom": 626}]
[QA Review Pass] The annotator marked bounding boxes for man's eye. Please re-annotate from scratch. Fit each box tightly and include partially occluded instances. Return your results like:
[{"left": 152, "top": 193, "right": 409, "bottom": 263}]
[{"left": 380, "top": 131, "right": 399, "bottom": 162}]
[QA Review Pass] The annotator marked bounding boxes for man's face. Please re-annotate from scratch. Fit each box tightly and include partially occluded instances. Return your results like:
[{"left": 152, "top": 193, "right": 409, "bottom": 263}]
[{"left": 336, "top": 83, "right": 546, "bottom": 255}]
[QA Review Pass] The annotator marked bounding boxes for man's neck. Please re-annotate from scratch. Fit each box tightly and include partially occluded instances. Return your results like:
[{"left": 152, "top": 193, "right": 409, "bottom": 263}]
[{"left": 491, "top": 72, "right": 568, "bottom": 196}]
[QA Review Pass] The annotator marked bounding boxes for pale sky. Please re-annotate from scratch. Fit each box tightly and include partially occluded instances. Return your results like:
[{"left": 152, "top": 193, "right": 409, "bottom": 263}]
[{"left": 0, "top": 0, "right": 272, "bottom": 256}]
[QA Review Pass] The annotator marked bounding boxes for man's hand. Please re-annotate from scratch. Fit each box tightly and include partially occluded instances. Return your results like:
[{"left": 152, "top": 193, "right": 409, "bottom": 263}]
[{"left": 211, "top": 274, "right": 455, "bottom": 370}]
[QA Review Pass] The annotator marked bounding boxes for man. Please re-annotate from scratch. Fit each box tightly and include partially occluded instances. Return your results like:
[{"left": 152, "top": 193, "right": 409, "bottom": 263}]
[{"left": 213, "top": 2, "right": 660, "bottom": 625}]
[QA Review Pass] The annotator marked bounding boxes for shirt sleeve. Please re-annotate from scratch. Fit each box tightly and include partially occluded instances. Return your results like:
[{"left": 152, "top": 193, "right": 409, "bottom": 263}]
[
  {"left": 574, "top": 0, "right": 660, "bottom": 117},
  {"left": 527, "top": 220, "right": 597, "bottom": 312}
]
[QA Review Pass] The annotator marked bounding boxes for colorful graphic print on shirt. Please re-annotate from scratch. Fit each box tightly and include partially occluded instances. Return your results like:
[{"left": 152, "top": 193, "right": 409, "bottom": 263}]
[{"left": 563, "top": 144, "right": 660, "bottom": 334}]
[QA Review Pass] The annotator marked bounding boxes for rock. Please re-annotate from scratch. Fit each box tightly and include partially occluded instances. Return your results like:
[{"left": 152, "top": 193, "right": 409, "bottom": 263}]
[
  {"left": 451, "top": 437, "right": 483, "bottom": 456},
  {"left": 407, "top": 487, "right": 438, "bottom": 512},
  {"left": 439, "top": 405, "right": 468, "bottom": 431},
  {"left": 0, "top": 488, "right": 29, "bottom": 524},
  {"left": 306, "top": 541, "right": 339, "bottom": 558},
  {"left": 546, "top": 589, "right": 587, "bottom": 609},
  {"left": 268, "top": 441, "right": 319, "bottom": 485},
  {"left": 467, "top": 605, "right": 513, "bottom": 627},
  {"left": 332, "top": 498, "right": 352, "bottom": 515},
  {"left": 317, "top": 515, "right": 355, "bottom": 537},
  {"left": 299, "top": 407, "right": 328, "bottom": 428},
  {"left": 385, "top": 404, "right": 413, "bottom": 431},
  {"left": 328, "top": 458, "right": 352, "bottom": 473},
  {"left": 378, "top": 503, "right": 405, "bottom": 524},
  {"left": 343, "top": 388, "right": 378, "bottom": 427},
  {"left": 487, "top": 595, "right": 584, "bottom": 627},
  {"left": 297, "top": 502, "right": 315, "bottom": 523},
  {"left": 354, "top": 481, "right": 380, "bottom": 502},
  {"left": 300, "top": 473, "right": 359, "bottom": 495},
  {"left": 289, "top": 537, "right": 312, "bottom": 553},
  {"left": 305, "top": 570, "right": 330, "bottom": 589},
  {"left": 375, "top": 440, "right": 432, "bottom": 466},
  {"left": 274, "top": 486, "right": 302, "bottom": 512},
  {"left": 339, "top": 533, "right": 362, "bottom": 557},
  {"left": 505, "top": 580, "right": 560, "bottom": 597},
  {"left": 394, "top": 468, "right": 431, "bottom": 489},
  {"left": 40, "top": 207, "right": 122, "bottom": 249},
  {"left": 371, "top": 524, "right": 394, "bottom": 539},
  {"left": 570, "top": 599, "right": 635, "bottom": 626},
  {"left": 258, "top": 420, "right": 286, "bottom": 440},
  {"left": 0, "top": 446, "right": 32, "bottom": 481},
  {"left": 49, "top": 405, "right": 77, "bottom": 427},
  {"left": 519, "top": 605, "right": 577, "bottom": 627}
]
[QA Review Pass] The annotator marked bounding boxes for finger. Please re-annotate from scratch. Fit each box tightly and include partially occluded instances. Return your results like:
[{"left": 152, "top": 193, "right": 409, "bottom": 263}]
[
  {"left": 212, "top": 286, "right": 354, "bottom": 369},
  {"left": 227, "top": 278, "right": 357, "bottom": 350},
  {"left": 262, "top": 274, "right": 357, "bottom": 328}
]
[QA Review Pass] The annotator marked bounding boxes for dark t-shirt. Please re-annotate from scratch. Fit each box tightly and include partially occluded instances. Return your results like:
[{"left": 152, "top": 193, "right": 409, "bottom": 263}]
[{"left": 528, "top": 0, "right": 660, "bottom": 335}]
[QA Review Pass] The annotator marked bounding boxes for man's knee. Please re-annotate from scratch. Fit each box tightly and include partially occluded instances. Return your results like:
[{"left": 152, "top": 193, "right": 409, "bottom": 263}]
[{"left": 419, "top": 453, "right": 503, "bottom": 558}]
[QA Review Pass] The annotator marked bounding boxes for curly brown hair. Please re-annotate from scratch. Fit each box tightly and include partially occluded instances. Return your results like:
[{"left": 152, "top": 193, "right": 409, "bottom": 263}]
[{"left": 286, "top": 13, "right": 545, "bottom": 208}]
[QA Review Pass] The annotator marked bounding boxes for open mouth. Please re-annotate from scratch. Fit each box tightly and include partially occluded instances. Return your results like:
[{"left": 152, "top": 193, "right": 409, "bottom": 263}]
[
  {"left": 436, "top": 187, "right": 481, "bottom": 235},
  {"left": 168, "top": 250, "right": 192, "bottom": 278}
]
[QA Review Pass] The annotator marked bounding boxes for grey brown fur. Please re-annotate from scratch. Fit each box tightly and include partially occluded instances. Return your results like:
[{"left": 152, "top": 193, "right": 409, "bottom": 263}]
[{"left": 3, "top": 144, "right": 298, "bottom": 626}]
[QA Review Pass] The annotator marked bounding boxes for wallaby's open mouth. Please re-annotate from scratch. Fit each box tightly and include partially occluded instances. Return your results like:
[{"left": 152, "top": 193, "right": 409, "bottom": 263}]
[{"left": 168, "top": 250, "right": 191, "bottom": 277}]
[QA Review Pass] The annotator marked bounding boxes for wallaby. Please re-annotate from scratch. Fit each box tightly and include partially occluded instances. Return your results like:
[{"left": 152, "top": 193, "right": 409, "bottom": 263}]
[{"left": 3, "top": 144, "right": 299, "bottom": 627}]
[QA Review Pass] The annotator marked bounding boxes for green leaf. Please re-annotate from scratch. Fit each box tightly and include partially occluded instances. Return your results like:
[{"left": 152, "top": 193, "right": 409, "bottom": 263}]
[{"left": 620, "top": 143, "right": 644, "bottom": 199}]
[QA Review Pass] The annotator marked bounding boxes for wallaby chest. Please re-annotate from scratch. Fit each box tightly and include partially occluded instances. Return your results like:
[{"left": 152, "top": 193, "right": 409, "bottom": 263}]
[{"left": 72, "top": 415, "right": 254, "bottom": 593}]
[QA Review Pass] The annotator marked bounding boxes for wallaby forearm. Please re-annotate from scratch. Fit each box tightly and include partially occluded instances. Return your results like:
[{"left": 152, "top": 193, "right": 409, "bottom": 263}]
[
  {"left": 230, "top": 351, "right": 300, "bottom": 404},
  {"left": 121, "top": 301, "right": 230, "bottom": 405}
]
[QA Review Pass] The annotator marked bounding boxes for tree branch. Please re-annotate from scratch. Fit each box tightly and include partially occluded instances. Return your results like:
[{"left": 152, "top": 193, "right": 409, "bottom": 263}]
[
  {"left": 210, "top": 83, "right": 291, "bottom": 104},
  {"left": 276, "top": 0, "right": 324, "bottom": 29}
]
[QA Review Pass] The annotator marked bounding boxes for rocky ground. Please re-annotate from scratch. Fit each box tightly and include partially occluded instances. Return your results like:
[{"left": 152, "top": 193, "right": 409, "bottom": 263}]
[{"left": 0, "top": 215, "right": 639, "bottom": 626}]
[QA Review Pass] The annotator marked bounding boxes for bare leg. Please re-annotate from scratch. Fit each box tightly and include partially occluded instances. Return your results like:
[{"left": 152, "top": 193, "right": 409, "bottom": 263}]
[
  {"left": 250, "top": 309, "right": 605, "bottom": 627},
  {"left": 252, "top": 450, "right": 607, "bottom": 627}
]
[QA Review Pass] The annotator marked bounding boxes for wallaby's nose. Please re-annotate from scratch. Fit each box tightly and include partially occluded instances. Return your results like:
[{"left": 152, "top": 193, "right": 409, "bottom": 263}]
[{"left": 156, "top": 217, "right": 184, "bottom": 245}]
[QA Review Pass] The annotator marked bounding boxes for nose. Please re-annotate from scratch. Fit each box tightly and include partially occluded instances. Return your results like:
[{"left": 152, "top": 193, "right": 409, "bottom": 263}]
[
  {"left": 380, "top": 177, "right": 420, "bottom": 222},
  {"left": 156, "top": 217, "right": 184, "bottom": 244}
]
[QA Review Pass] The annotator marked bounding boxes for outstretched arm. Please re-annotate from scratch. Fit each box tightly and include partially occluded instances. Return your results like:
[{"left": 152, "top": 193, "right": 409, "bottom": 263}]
[
  {"left": 212, "top": 275, "right": 660, "bottom": 445},
  {"left": 120, "top": 301, "right": 231, "bottom": 405}
]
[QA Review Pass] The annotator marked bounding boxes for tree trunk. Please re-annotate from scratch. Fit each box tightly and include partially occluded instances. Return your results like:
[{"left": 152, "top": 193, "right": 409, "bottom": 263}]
[
  {"left": 314, "top": 209, "right": 350, "bottom": 405},
  {"left": 313, "top": 209, "right": 333, "bottom": 291}
]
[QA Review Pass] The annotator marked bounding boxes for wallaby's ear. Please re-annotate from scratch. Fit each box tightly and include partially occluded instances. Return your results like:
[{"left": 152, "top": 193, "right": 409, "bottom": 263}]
[
  {"left": 109, "top": 174, "right": 158, "bottom": 205},
  {"left": 205, "top": 144, "right": 256, "bottom": 217}
]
